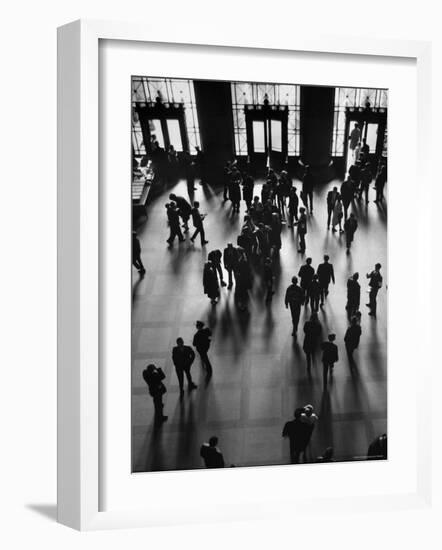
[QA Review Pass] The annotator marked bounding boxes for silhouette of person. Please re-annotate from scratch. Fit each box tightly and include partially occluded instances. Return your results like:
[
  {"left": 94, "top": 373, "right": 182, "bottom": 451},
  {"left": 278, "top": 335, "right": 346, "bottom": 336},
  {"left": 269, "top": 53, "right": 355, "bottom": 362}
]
[
  {"left": 287, "top": 185, "right": 299, "bottom": 227},
  {"left": 317, "top": 255, "right": 335, "bottom": 306},
  {"left": 166, "top": 202, "right": 184, "bottom": 245},
  {"left": 242, "top": 173, "right": 254, "bottom": 209},
  {"left": 169, "top": 193, "right": 192, "bottom": 232},
  {"left": 344, "top": 317, "right": 362, "bottom": 369},
  {"left": 296, "top": 207, "right": 307, "bottom": 252},
  {"left": 172, "top": 337, "right": 197, "bottom": 394},
  {"left": 346, "top": 272, "right": 361, "bottom": 317},
  {"left": 229, "top": 168, "right": 242, "bottom": 213},
  {"left": 359, "top": 163, "right": 372, "bottom": 202},
  {"left": 366, "top": 263, "right": 383, "bottom": 317},
  {"left": 374, "top": 165, "right": 387, "bottom": 203},
  {"left": 326, "top": 186, "right": 339, "bottom": 229},
  {"left": 200, "top": 436, "right": 225, "bottom": 468},
  {"left": 190, "top": 201, "right": 208, "bottom": 245},
  {"left": 263, "top": 257, "right": 274, "bottom": 302},
  {"left": 340, "top": 178, "right": 353, "bottom": 220},
  {"left": 193, "top": 321, "right": 213, "bottom": 379},
  {"left": 303, "top": 312, "right": 322, "bottom": 369},
  {"left": 331, "top": 195, "right": 344, "bottom": 233},
  {"left": 282, "top": 408, "right": 313, "bottom": 463},
  {"left": 203, "top": 261, "right": 220, "bottom": 305},
  {"left": 349, "top": 123, "right": 361, "bottom": 158},
  {"left": 208, "top": 249, "right": 226, "bottom": 287},
  {"left": 142, "top": 364, "right": 168, "bottom": 422},
  {"left": 223, "top": 243, "right": 239, "bottom": 289},
  {"left": 302, "top": 166, "right": 314, "bottom": 214},
  {"left": 321, "top": 334, "right": 339, "bottom": 390},
  {"left": 132, "top": 230, "right": 146, "bottom": 274},
  {"left": 298, "top": 257, "right": 315, "bottom": 305},
  {"left": 285, "top": 276, "right": 305, "bottom": 337},
  {"left": 309, "top": 274, "right": 321, "bottom": 311},
  {"left": 344, "top": 212, "right": 358, "bottom": 251}
]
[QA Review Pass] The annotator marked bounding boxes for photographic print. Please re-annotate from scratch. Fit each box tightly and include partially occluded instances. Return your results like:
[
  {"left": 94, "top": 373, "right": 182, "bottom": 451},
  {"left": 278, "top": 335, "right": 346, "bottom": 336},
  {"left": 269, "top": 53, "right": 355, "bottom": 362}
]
[{"left": 131, "top": 77, "right": 387, "bottom": 472}]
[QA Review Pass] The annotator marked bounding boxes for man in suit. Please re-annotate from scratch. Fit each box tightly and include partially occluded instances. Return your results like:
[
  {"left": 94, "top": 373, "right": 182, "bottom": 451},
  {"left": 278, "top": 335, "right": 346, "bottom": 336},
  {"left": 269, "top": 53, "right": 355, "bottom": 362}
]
[
  {"left": 321, "top": 334, "right": 339, "bottom": 390},
  {"left": 344, "top": 317, "right": 362, "bottom": 369},
  {"left": 366, "top": 263, "right": 383, "bottom": 317},
  {"left": 317, "top": 254, "right": 335, "bottom": 306},
  {"left": 326, "top": 186, "right": 339, "bottom": 229},
  {"left": 298, "top": 257, "right": 315, "bottom": 305},
  {"left": 340, "top": 178, "right": 353, "bottom": 220},
  {"left": 223, "top": 243, "right": 239, "bottom": 289},
  {"left": 172, "top": 337, "right": 197, "bottom": 394},
  {"left": 285, "top": 276, "right": 305, "bottom": 337},
  {"left": 166, "top": 202, "right": 185, "bottom": 245},
  {"left": 190, "top": 201, "right": 208, "bottom": 246},
  {"left": 302, "top": 166, "right": 314, "bottom": 214},
  {"left": 346, "top": 272, "right": 361, "bottom": 317},
  {"left": 192, "top": 320, "right": 213, "bottom": 378},
  {"left": 344, "top": 212, "right": 358, "bottom": 252},
  {"left": 169, "top": 193, "right": 192, "bottom": 232},
  {"left": 142, "top": 364, "right": 168, "bottom": 422},
  {"left": 132, "top": 230, "right": 146, "bottom": 275},
  {"left": 208, "top": 249, "right": 226, "bottom": 287},
  {"left": 287, "top": 185, "right": 299, "bottom": 227},
  {"left": 200, "top": 436, "right": 225, "bottom": 468}
]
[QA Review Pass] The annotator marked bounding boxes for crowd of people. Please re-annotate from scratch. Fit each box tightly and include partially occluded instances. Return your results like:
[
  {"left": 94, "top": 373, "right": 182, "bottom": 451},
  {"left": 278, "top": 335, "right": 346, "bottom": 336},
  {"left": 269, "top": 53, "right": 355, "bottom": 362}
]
[{"left": 135, "top": 150, "right": 387, "bottom": 467}]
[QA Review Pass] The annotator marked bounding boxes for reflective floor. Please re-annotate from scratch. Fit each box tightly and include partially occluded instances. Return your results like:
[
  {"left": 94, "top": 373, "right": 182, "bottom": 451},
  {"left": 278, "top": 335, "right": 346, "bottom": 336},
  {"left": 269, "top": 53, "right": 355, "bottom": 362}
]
[{"left": 132, "top": 176, "right": 387, "bottom": 472}]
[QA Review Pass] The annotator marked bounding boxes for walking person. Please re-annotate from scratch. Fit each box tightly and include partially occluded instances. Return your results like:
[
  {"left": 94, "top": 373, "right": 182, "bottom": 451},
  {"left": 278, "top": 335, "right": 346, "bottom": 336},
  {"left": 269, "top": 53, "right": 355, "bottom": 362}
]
[
  {"left": 298, "top": 257, "right": 315, "bottom": 306},
  {"left": 344, "top": 212, "right": 358, "bottom": 252},
  {"left": 326, "top": 186, "right": 339, "bottom": 229},
  {"left": 223, "top": 243, "right": 239, "bottom": 289},
  {"left": 193, "top": 321, "right": 213, "bottom": 379},
  {"left": 203, "top": 261, "right": 220, "bottom": 305},
  {"left": 190, "top": 201, "right": 209, "bottom": 245},
  {"left": 331, "top": 194, "right": 344, "bottom": 233},
  {"left": 242, "top": 173, "right": 254, "bottom": 210},
  {"left": 132, "top": 230, "right": 146, "bottom": 275},
  {"left": 344, "top": 317, "right": 362, "bottom": 370},
  {"left": 166, "top": 202, "right": 185, "bottom": 245},
  {"left": 302, "top": 166, "right": 314, "bottom": 214},
  {"left": 309, "top": 274, "right": 321, "bottom": 312},
  {"left": 340, "top": 178, "right": 353, "bottom": 220},
  {"left": 172, "top": 338, "right": 197, "bottom": 394},
  {"left": 287, "top": 185, "right": 299, "bottom": 227},
  {"left": 285, "top": 276, "right": 305, "bottom": 337},
  {"left": 317, "top": 255, "right": 335, "bottom": 306},
  {"left": 303, "top": 312, "right": 322, "bottom": 370},
  {"left": 321, "top": 334, "right": 339, "bottom": 390},
  {"left": 359, "top": 163, "right": 372, "bottom": 202},
  {"left": 282, "top": 408, "right": 314, "bottom": 464},
  {"left": 208, "top": 249, "right": 227, "bottom": 287},
  {"left": 142, "top": 364, "right": 168, "bottom": 422},
  {"left": 348, "top": 123, "right": 361, "bottom": 159},
  {"left": 366, "top": 263, "right": 383, "bottom": 317},
  {"left": 346, "top": 272, "right": 361, "bottom": 317},
  {"left": 200, "top": 436, "right": 225, "bottom": 468},
  {"left": 169, "top": 193, "right": 192, "bottom": 232},
  {"left": 296, "top": 206, "right": 308, "bottom": 252},
  {"left": 263, "top": 257, "right": 275, "bottom": 302}
]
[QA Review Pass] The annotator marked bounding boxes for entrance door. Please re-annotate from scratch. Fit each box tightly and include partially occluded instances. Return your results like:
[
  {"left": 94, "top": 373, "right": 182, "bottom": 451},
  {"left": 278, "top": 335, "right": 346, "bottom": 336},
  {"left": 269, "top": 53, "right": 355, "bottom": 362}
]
[{"left": 246, "top": 109, "right": 288, "bottom": 174}]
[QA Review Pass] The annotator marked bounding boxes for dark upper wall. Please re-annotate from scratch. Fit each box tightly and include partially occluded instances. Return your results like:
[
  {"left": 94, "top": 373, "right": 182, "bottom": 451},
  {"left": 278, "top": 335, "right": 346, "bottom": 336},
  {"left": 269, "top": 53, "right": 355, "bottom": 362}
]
[
  {"left": 193, "top": 80, "right": 235, "bottom": 181},
  {"left": 300, "top": 86, "right": 335, "bottom": 169}
]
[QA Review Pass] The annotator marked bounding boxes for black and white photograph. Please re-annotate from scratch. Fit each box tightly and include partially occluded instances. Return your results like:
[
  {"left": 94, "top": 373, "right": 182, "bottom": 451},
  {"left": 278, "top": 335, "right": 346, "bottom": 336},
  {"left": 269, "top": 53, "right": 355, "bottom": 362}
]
[{"left": 131, "top": 77, "right": 388, "bottom": 472}]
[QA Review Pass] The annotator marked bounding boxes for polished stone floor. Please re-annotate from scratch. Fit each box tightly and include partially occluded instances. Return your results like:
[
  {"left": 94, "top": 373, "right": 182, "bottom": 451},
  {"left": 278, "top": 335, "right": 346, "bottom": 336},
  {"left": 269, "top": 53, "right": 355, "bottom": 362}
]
[{"left": 132, "top": 174, "right": 387, "bottom": 472}]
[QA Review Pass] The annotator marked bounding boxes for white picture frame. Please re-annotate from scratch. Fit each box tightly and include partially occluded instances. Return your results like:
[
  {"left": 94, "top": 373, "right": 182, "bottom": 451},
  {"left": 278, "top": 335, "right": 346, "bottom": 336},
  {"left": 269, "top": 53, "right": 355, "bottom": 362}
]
[{"left": 57, "top": 19, "right": 432, "bottom": 531}]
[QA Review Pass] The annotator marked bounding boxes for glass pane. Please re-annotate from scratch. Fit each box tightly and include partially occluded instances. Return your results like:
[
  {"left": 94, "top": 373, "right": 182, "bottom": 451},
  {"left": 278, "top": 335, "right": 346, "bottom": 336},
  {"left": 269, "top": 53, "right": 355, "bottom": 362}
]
[
  {"left": 271, "top": 119, "right": 282, "bottom": 152},
  {"left": 149, "top": 119, "right": 164, "bottom": 148},
  {"left": 253, "top": 120, "right": 265, "bottom": 153},
  {"left": 167, "top": 119, "right": 183, "bottom": 152}
]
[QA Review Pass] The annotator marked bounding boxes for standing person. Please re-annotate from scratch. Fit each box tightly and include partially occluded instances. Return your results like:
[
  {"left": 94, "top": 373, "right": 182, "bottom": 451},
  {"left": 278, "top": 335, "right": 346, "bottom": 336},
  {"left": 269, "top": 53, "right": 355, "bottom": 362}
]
[
  {"left": 346, "top": 272, "right": 361, "bottom": 317},
  {"left": 366, "top": 263, "right": 383, "bottom": 317},
  {"left": 223, "top": 160, "right": 232, "bottom": 202},
  {"left": 195, "top": 146, "right": 207, "bottom": 185},
  {"left": 344, "top": 317, "right": 362, "bottom": 369},
  {"left": 303, "top": 312, "right": 322, "bottom": 369},
  {"left": 326, "top": 186, "right": 339, "bottom": 229},
  {"left": 142, "top": 364, "right": 168, "bottom": 422},
  {"left": 190, "top": 201, "right": 209, "bottom": 245},
  {"left": 321, "top": 334, "right": 339, "bottom": 390},
  {"left": 285, "top": 276, "right": 305, "bottom": 337},
  {"left": 235, "top": 253, "right": 253, "bottom": 311},
  {"left": 172, "top": 337, "right": 197, "bottom": 394},
  {"left": 200, "top": 436, "right": 225, "bottom": 468},
  {"left": 331, "top": 194, "right": 344, "bottom": 233},
  {"left": 340, "top": 178, "right": 353, "bottom": 220},
  {"left": 309, "top": 274, "right": 321, "bottom": 312},
  {"left": 169, "top": 193, "right": 192, "bottom": 232},
  {"left": 317, "top": 255, "right": 335, "bottom": 306},
  {"left": 242, "top": 173, "right": 254, "bottom": 210},
  {"left": 374, "top": 165, "right": 387, "bottom": 203},
  {"left": 183, "top": 150, "right": 196, "bottom": 193},
  {"left": 208, "top": 249, "right": 227, "bottom": 287},
  {"left": 203, "top": 261, "right": 220, "bottom": 305},
  {"left": 132, "top": 230, "right": 146, "bottom": 274},
  {"left": 344, "top": 212, "right": 358, "bottom": 252},
  {"left": 287, "top": 185, "right": 299, "bottom": 227},
  {"left": 298, "top": 257, "right": 315, "bottom": 306},
  {"left": 359, "top": 162, "right": 372, "bottom": 202},
  {"left": 166, "top": 202, "right": 185, "bottom": 245},
  {"left": 193, "top": 321, "right": 213, "bottom": 379},
  {"left": 223, "top": 243, "right": 239, "bottom": 289},
  {"left": 302, "top": 166, "right": 314, "bottom": 214},
  {"left": 282, "top": 408, "right": 313, "bottom": 464},
  {"left": 348, "top": 123, "right": 361, "bottom": 159},
  {"left": 296, "top": 206, "right": 308, "bottom": 253},
  {"left": 263, "top": 257, "right": 275, "bottom": 302},
  {"left": 229, "top": 168, "right": 242, "bottom": 213}
]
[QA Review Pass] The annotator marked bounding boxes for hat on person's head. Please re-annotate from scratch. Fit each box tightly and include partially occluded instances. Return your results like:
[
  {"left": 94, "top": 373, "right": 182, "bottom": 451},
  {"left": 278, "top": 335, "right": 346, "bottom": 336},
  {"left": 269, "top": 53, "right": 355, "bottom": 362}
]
[{"left": 196, "top": 320, "right": 204, "bottom": 328}]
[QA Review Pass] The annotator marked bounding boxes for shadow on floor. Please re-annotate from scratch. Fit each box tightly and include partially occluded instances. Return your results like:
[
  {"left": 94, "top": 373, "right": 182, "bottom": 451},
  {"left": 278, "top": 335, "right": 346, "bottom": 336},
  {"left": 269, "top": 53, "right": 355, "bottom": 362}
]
[{"left": 26, "top": 503, "right": 57, "bottom": 522}]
